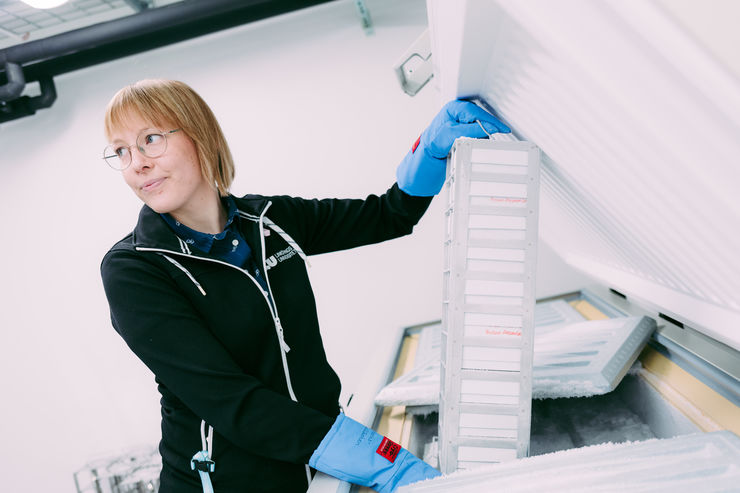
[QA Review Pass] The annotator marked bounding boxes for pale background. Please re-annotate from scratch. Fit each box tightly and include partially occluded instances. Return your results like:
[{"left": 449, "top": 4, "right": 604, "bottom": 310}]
[{"left": 0, "top": 0, "right": 592, "bottom": 490}]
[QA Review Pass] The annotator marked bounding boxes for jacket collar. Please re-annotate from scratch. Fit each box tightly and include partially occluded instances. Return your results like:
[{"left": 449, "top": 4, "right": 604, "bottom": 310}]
[{"left": 132, "top": 194, "right": 270, "bottom": 252}]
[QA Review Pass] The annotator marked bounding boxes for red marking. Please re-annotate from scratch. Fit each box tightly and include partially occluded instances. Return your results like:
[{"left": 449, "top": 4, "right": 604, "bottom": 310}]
[
  {"left": 376, "top": 437, "right": 401, "bottom": 463},
  {"left": 490, "top": 197, "right": 527, "bottom": 204},
  {"left": 411, "top": 135, "right": 421, "bottom": 153},
  {"left": 485, "top": 328, "right": 523, "bottom": 337}
]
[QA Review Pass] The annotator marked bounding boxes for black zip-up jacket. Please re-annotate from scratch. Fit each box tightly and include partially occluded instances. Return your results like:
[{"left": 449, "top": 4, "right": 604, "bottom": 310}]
[{"left": 101, "top": 184, "right": 432, "bottom": 492}]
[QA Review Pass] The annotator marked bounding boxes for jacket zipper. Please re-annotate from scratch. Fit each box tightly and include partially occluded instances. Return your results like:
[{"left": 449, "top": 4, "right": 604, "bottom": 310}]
[
  {"left": 138, "top": 202, "right": 313, "bottom": 487},
  {"left": 136, "top": 227, "right": 296, "bottom": 400}
]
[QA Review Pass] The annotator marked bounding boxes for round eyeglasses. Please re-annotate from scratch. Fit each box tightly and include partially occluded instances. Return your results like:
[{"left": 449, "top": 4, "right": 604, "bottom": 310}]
[{"left": 103, "top": 128, "right": 181, "bottom": 170}]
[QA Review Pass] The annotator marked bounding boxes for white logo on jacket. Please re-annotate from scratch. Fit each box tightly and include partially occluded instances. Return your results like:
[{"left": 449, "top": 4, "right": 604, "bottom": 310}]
[{"left": 264, "top": 247, "right": 297, "bottom": 271}]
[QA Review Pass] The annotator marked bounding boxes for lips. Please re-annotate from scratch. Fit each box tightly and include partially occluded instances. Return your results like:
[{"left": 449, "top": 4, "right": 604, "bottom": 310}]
[{"left": 141, "top": 177, "right": 166, "bottom": 192}]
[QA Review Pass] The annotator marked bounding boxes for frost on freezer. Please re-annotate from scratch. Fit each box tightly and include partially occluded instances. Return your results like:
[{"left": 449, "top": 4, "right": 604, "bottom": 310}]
[
  {"left": 397, "top": 431, "right": 740, "bottom": 493},
  {"left": 374, "top": 303, "right": 656, "bottom": 406},
  {"left": 529, "top": 388, "right": 655, "bottom": 455},
  {"left": 532, "top": 315, "right": 655, "bottom": 398}
]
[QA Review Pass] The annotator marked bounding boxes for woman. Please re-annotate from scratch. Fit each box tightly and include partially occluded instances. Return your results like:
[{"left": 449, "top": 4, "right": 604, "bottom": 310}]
[{"left": 101, "top": 79, "right": 509, "bottom": 493}]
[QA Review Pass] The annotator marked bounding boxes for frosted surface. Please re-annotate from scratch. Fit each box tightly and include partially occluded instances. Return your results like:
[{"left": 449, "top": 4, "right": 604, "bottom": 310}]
[
  {"left": 374, "top": 302, "right": 654, "bottom": 406},
  {"left": 533, "top": 316, "right": 656, "bottom": 398},
  {"left": 530, "top": 385, "right": 655, "bottom": 455},
  {"left": 398, "top": 431, "right": 740, "bottom": 492}
]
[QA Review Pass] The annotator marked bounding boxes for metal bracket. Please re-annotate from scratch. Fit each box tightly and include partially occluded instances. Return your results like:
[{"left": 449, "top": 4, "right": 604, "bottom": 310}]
[
  {"left": 354, "top": 0, "right": 373, "bottom": 35},
  {"left": 393, "top": 29, "right": 433, "bottom": 97}
]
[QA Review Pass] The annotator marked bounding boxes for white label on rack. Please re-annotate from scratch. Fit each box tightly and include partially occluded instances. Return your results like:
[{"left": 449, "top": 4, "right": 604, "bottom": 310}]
[
  {"left": 471, "top": 163, "right": 528, "bottom": 175},
  {"left": 471, "top": 148, "right": 529, "bottom": 166},
  {"left": 469, "top": 215, "right": 526, "bottom": 230},
  {"left": 464, "top": 313, "right": 523, "bottom": 327},
  {"left": 469, "top": 229, "right": 526, "bottom": 241},
  {"left": 467, "top": 259, "right": 525, "bottom": 274},
  {"left": 464, "top": 295, "right": 524, "bottom": 307},
  {"left": 459, "top": 427, "right": 518, "bottom": 439},
  {"left": 457, "top": 446, "right": 518, "bottom": 463},
  {"left": 465, "top": 280, "right": 524, "bottom": 297},
  {"left": 470, "top": 196, "right": 528, "bottom": 208},
  {"left": 460, "top": 379, "right": 520, "bottom": 405},
  {"left": 464, "top": 347, "right": 521, "bottom": 362},
  {"left": 459, "top": 413, "right": 519, "bottom": 430},
  {"left": 468, "top": 247, "right": 525, "bottom": 262},
  {"left": 470, "top": 182, "right": 527, "bottom": 198},
  {"left": 463, "top": 347, "right": 521, "bottom": 371}
]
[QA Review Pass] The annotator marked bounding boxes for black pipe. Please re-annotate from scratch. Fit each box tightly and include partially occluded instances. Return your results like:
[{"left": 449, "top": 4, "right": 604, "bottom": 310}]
[
  {"left": 3, "top": 0, "right": 277, "bottom": 64},
  {"left": 29, "top": 76, "right": 57, "bottom": 111},
  {"left": 1, "top": 0, "right": 333, "bottom": 70},
  {"left": 0, "top": 61, "right": 25, "bottom": 101},
  {"left": 0, "top": 0, "right": 334, "bottom": 123},
  {"left": 0, "top": 76, "right": 56, "bottom": 123}
]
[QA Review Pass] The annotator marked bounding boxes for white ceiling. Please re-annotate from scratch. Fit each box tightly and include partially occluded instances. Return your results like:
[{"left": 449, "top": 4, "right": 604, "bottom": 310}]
[{"left": 0, "top": 0, "right": 182, "bottom": 50}]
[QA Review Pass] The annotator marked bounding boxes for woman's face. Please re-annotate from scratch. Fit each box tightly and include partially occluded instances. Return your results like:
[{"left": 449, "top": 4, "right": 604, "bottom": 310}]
[{"left": 109, "top": 111, "right": 214, "bottom": 221}]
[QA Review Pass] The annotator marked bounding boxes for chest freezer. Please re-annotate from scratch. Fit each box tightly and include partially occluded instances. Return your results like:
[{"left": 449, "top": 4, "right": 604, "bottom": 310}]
[
  {"left": 308, "top": 285, "right": 739, "bottom": 493},
  {"left": 309, "top": 0, "right": 740, "bottom": 489}
]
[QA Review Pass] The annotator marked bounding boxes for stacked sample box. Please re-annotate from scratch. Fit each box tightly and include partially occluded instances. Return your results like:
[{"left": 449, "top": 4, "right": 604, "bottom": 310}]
[{"left": 439, "top": 136, "right": 541, "bottom": 473}]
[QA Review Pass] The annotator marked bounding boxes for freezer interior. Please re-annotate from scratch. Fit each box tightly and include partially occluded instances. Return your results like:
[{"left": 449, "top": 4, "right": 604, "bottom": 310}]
[{"left": 309, "top": 286, "right": 739, "bottom": 493}]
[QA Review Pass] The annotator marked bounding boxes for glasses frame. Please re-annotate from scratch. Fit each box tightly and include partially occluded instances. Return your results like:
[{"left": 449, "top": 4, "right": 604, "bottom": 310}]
[{"left": 103, "top": 128, "right": 181, "bottom": 171}]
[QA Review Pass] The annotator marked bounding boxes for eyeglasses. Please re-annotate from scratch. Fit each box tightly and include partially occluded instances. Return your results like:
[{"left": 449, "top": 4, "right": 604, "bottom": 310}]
[{"left": 103, "top": 128, "right": 181, "bottom": 170}]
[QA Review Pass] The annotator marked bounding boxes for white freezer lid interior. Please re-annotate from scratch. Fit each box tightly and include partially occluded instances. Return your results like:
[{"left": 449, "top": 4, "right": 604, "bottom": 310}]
[{"left": 426, "top": 0, "right": 740, "bottom": 351}]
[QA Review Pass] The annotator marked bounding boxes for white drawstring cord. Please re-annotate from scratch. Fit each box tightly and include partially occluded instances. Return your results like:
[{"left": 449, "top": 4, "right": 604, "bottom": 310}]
[
  {"left": 201, "top": 420, "right": 214, "bottom": 455},
  {"left": 262, "top": 217, "right": 311, "bottom": 268},
  {"left": 191, "top": 420, "right": 215, "bottom": 493},
  {"left": 260, "top": 204, "right": 313, "bottom": 488},
  {"left": 160, "top": 254, "right": 207, "bottom": 296}
]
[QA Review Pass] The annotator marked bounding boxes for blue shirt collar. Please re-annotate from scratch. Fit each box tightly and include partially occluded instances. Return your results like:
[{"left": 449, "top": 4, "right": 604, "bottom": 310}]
[{"left": 160, "top": 196, "right": 239, "bottom": 253}]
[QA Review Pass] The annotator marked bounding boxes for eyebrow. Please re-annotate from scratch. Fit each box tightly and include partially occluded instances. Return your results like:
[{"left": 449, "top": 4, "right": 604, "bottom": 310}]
[{"left": 109, "top": 127, "right": 159, "bottom": 145}]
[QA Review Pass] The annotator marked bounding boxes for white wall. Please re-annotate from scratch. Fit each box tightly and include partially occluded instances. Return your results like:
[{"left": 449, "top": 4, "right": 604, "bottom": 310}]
[{"left": 0, "top": 1, "right": 589, "bottom": 491}]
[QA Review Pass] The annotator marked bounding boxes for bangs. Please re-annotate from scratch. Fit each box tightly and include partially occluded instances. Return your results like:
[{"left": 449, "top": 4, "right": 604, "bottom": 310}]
[{"left": 104, "top": 81, "right": 179, "bottom": 140}]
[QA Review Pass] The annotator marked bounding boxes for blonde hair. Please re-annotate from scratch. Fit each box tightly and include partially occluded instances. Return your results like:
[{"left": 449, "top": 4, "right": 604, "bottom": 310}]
[{"left": 104, "top": 79, "right": 234, "bottom": 196}]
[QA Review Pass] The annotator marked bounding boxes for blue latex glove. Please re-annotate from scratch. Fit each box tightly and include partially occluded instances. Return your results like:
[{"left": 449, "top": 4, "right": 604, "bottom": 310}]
[
  {"left": 309, "top": 413, "right": 441, "bottom": 492},
  {"left": 396, "top": 100, "right": 510, "bottom": 196}
]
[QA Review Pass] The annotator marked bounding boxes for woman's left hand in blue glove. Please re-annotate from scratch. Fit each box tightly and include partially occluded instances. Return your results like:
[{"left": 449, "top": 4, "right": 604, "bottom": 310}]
[{"left": 396, "top": 100, "right": 510, "bottom": 196}]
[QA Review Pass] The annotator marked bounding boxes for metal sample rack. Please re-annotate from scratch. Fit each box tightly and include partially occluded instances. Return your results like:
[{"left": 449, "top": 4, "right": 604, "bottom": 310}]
[
  {"left": 439, "top": 137, "right": 541, "bottom": 473},
  {"left": 74, "top": 445, "right": 160, "bottom": 493}
]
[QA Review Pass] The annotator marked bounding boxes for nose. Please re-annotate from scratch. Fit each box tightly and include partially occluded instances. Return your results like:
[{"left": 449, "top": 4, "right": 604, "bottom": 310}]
[{"left": 129, "top": 145, "right": 152, "bottom": 172}]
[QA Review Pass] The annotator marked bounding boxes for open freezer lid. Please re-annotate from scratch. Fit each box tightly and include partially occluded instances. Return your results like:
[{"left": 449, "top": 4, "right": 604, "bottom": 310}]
[{"left": 425, "top": 0, "right": 740, "bottom": 352}]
